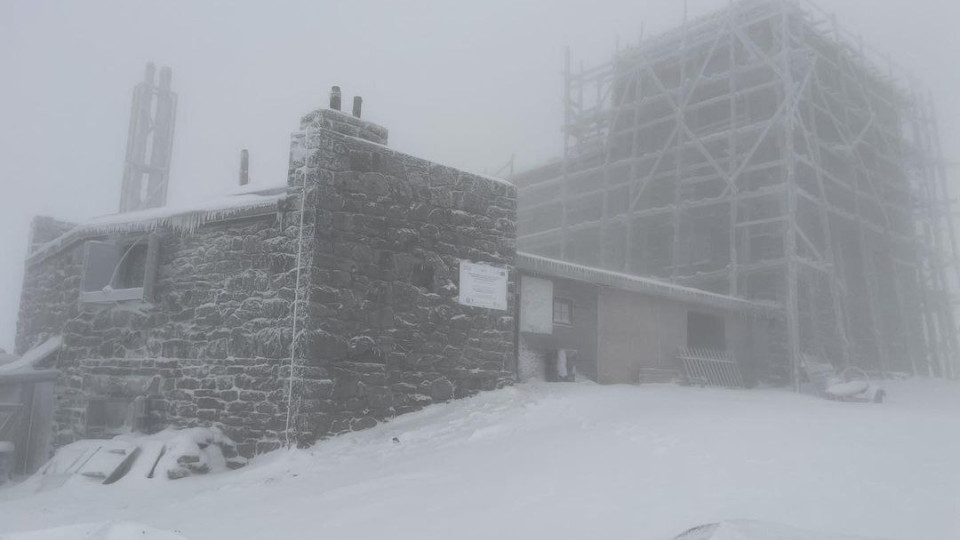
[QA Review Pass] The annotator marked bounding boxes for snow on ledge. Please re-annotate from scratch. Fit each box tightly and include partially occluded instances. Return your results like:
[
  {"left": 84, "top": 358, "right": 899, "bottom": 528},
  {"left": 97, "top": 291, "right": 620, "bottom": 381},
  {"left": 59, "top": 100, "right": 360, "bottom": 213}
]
[
  {"left": 0, "top": 335, "right": 62, "bottom": 375},
  {"left": 83, "top": 190, "right": 288, "bottom": 234},
  {"left": 29, "top": 188, "right": 290, "bottom": 263},
  {"left": 517, "top": 251, "right": 781, "bottom": 314}
]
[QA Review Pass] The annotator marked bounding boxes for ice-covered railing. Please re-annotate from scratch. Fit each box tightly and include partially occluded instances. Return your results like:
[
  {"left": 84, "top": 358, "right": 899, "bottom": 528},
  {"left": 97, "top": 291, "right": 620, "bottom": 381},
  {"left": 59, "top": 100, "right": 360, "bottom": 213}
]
[{"left": 29, "top": 187, "right": 290, "bottom": 264}]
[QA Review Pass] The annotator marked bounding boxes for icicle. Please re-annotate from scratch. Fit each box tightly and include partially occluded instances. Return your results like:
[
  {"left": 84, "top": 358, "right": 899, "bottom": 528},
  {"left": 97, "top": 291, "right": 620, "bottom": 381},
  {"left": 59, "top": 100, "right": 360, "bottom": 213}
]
[{"left": 28, "top": 192, "right": 288, "bottom": 264}]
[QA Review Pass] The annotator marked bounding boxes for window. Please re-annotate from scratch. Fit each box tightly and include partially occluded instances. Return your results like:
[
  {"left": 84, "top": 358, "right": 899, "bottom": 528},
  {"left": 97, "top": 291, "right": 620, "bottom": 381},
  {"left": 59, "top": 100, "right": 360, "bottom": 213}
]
[
  {"left": 553, "top": 298, "right": 573, "bottom": 325},
  {"left": 116, "top": 243, "right": 148, "bottom": 289},
  {"left": 80, "top": 235, "right": 159, "bottom": 303},
  {"left": 85, "top": 397, "right": 134, "bottom": 437},
  {"left": 687, "top": 311, "right": 726, "bottom": 351}
]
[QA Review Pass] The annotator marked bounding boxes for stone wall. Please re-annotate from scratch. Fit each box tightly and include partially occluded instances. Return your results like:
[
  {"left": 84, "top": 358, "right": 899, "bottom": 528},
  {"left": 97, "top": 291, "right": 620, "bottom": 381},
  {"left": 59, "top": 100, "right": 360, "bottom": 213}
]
[
  {"left": 16, "top": 107, "right": 519, "bottom": 456},
  {"left": 287, "top": 109, "right": 518, "bottom": 444},
  {"left": 17, "top": 215, "right": 300, "bottom": 456}
]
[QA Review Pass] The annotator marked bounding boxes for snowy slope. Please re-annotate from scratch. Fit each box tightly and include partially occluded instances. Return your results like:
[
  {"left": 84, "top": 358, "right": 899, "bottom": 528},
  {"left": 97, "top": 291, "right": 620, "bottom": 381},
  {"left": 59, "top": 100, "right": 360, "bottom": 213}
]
[{"left": 1, "top": 380, "right": 958, "bottom": 540}]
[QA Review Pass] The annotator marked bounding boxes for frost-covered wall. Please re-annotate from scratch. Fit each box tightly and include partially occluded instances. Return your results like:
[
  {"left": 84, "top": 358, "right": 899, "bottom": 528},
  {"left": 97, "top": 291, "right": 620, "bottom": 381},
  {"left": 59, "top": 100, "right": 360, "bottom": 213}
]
[
  {"left": 16, "top": 106, "right": 518, "bottom": 457},
  {"left": 287, "top": 109, "right": 517, "bottom": 443},
  {"left": 17, "top": 215, "right": 300, "bottom": 456}
]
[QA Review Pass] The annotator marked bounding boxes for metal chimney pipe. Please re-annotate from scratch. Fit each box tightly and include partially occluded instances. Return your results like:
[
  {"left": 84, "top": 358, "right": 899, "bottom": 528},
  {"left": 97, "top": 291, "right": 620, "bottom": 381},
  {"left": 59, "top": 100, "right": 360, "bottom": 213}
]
[
  {"left": 352, "top": 96, "right": 363, "bottom": 118},
  {"left": 158, "top": 65, "right": 172, "bottom": 90},
  {"left": 143, "top": 62, "right": 156, "bottom": 86},
  {"left": 329, "top": 86, "right": 342, "bottom": 111},
  {"left": 239, "top": 149, "right": 249, "bottom": 186}
]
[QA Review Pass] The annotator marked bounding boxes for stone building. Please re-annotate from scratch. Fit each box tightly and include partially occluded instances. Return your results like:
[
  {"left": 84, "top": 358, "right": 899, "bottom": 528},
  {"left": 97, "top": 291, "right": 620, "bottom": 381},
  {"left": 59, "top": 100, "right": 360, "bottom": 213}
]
[{"left": 14, "top": 104, "right": 517, "bottom": 458}]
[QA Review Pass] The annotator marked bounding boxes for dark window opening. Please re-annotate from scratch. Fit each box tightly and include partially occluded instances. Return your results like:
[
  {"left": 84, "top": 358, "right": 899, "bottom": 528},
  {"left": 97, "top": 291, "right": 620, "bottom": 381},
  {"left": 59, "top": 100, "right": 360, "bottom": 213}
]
[
  {"left": 86, "top": 398, "right": 133, "bottom": 437},
  {"left": 687, "top": 311, "right": 726, "bottom": 351},
  {"left": 412, "top": 263, "right": 434, "bottom": 290},
  {"left": 116, "top": 243, "right": 148, "bottom": 289},
  {"left": 80, "top": 236, "right": 159, "bottom": 303},
  {"left": 553, "top": 298, "right": 573, "bottom": 325}
]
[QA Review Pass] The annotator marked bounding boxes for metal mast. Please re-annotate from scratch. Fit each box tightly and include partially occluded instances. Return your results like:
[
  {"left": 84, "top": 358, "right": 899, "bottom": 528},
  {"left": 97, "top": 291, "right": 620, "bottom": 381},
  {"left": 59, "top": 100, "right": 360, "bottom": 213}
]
[{"left": 119, "top": 62, "right": 177, "bottom": 213}]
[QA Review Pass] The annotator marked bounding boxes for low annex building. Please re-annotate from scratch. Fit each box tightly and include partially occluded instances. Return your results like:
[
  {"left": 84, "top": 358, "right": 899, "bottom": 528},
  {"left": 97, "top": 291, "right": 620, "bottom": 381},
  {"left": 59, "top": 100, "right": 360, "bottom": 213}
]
[
  {"left": 14, "top": 101, "right": 518, "bottom": 459},
  {"left": 516, "top": 252, "right": 781, "bottom": 386}
]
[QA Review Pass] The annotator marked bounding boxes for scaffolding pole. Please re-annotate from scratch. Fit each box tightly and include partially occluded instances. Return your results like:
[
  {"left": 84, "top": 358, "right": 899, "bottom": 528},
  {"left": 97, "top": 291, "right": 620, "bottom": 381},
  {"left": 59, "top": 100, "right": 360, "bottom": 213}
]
[{"left": 515, "top": 0, "right": 959, "bottom": 382}]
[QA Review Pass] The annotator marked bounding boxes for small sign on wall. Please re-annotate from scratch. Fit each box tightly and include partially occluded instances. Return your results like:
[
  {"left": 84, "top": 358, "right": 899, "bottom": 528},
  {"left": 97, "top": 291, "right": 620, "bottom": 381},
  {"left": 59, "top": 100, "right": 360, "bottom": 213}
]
[{"left": 458, "top": 261, "right": 508, "bottom": 311}]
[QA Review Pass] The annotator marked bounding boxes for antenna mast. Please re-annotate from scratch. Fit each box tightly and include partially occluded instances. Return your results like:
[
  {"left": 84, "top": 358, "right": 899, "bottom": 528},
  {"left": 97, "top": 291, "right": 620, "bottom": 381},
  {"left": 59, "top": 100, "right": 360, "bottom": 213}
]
[{"left": 119, "top": 62, "right": 177, "bottom": 213}]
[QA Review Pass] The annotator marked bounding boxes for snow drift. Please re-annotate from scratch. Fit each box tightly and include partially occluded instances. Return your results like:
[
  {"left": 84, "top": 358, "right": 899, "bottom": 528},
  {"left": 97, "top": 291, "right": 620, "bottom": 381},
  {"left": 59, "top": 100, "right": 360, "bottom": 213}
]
[{"left": 1, "top": 380, "right": 958, "bottom": 540}]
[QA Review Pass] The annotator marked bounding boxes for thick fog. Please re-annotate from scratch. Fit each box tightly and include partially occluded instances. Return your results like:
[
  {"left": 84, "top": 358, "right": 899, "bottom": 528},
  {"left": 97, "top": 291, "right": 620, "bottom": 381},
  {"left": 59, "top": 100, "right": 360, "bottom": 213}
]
[{"left": 1, "top": 0, "right": 959, "bottom": 352}]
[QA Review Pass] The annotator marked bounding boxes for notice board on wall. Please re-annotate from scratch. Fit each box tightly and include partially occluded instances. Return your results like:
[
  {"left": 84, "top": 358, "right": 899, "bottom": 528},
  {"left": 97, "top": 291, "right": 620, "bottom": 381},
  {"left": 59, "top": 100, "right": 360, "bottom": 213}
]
[{"left": 458, "top": 261, "right": 508, "bottom": 311}]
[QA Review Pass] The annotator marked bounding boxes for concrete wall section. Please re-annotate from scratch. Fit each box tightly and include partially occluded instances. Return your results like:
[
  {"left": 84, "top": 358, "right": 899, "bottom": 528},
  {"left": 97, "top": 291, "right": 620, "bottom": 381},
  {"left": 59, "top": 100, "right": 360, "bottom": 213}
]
[
  {"left": 596, "top": 288, "right": 758, "bottom": 385},
  {"left": 597, "top": 289, "right": 681, "bottom": 384}
]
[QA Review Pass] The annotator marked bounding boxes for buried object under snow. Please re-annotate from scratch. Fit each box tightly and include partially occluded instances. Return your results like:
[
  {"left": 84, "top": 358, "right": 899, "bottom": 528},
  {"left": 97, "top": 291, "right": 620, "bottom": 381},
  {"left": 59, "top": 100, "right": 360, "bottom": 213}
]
[
  {"left": 802, "top": 361, "right": 886, "bottom": 404},
  {"left": 26, "top": 427, "right": 245, "bottom": 491},
  {"left": 824, "top": 367, "right": 886, "bottom": 404}
]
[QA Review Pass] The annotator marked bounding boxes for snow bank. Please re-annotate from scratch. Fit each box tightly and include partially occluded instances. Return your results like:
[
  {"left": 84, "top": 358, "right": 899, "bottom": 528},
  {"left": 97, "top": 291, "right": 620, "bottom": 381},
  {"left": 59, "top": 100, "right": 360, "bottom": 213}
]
[
  {"left": 114, "top": 427, "right": 245, "bottom": 480},
  {"left": 1, "top": 380, "right": 958, "bottom": 540},
  {"left": 36, "top": 439, "right": 138, "bottom": 488},
  {"left": 3, "top": 521, "right": 189, "bottom": 540},
  {"left": 20, "top": 427, "right": 246, "bottom": 494},
  {"left": 675, "top": 520, "right": 882, "bottom": 540}
]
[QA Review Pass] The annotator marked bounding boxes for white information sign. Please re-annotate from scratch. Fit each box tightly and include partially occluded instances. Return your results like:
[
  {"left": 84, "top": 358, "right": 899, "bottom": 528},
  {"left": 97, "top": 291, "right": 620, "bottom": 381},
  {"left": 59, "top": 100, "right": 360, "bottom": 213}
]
[
  {"left": 458, "top": 261, "right": 508, "bottom": 311},
  {"left": 520, "top": 276, "right": 554, "bottom": 334}
]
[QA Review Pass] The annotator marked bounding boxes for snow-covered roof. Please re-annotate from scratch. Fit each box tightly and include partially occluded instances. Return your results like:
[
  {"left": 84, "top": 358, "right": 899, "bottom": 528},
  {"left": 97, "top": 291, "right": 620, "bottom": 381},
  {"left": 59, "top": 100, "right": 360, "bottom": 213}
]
[
  {"left": 0, "top": 335, "right": 62, "bottom": 377},
  {"left": 516, "top": 252, "right": 781, "bottom": 314},
  {"left": 29, "top": 187, "right": 290, "bottom": 263}
]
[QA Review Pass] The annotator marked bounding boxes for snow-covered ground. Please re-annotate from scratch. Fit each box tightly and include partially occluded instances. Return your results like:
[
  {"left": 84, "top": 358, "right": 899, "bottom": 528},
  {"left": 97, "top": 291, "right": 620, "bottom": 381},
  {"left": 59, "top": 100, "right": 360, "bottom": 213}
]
[{"left": 1, "top": 380, "right": 958, "bottom": 540}]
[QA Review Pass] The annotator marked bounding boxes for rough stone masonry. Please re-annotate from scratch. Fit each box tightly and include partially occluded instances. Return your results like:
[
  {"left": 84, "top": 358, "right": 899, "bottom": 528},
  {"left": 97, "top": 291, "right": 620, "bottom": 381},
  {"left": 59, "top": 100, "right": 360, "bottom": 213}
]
[{"left": 15, "top": 105, "right": 518, "bottom": 457}]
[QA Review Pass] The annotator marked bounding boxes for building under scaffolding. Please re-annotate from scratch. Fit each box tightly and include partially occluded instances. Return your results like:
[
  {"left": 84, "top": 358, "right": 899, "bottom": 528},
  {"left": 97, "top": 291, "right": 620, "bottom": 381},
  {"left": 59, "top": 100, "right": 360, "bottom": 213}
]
[{"left": 515, "top": 0, "right": 960, "bottom": 383}]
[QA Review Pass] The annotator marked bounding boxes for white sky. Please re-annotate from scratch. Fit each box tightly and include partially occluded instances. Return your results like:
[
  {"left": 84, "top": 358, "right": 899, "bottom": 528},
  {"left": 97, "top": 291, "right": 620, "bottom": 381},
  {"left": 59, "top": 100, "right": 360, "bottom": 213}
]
[{"left": 2, "top": 0, "right": 959, "bottom": 352}]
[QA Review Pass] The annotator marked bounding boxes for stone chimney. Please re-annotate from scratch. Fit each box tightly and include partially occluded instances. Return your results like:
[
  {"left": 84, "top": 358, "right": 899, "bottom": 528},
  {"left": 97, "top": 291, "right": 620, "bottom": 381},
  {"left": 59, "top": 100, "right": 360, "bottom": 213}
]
[
  {"left": 292, "top": 86, "right": 388, "bottom": 146},
  {"left": 286, "top": 88, "right": 390, "bottom": 186}
]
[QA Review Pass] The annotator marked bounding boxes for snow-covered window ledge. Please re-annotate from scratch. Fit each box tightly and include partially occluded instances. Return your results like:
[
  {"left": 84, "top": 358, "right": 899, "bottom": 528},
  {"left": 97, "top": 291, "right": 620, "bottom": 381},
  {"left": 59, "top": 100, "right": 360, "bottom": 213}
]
[{"left": 80, "top": 287, "right": 146, "bottom": 304}]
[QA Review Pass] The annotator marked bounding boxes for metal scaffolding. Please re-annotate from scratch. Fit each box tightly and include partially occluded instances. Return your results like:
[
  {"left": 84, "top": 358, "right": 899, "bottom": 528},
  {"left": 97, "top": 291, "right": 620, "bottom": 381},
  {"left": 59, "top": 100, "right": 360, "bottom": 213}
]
[{"left": 515, "top": 0, "right": 960, "bottom": 381}]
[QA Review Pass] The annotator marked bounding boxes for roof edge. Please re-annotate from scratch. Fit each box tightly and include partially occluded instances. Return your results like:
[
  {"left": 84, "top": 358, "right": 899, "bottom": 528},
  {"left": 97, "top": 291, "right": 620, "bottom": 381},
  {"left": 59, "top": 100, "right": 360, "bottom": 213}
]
[
  {"left": 516, "top": 252, "right": 782, "bottom": 314},
  {"left": 27, "top": 188, "right": 291, "bottom": 265}
]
